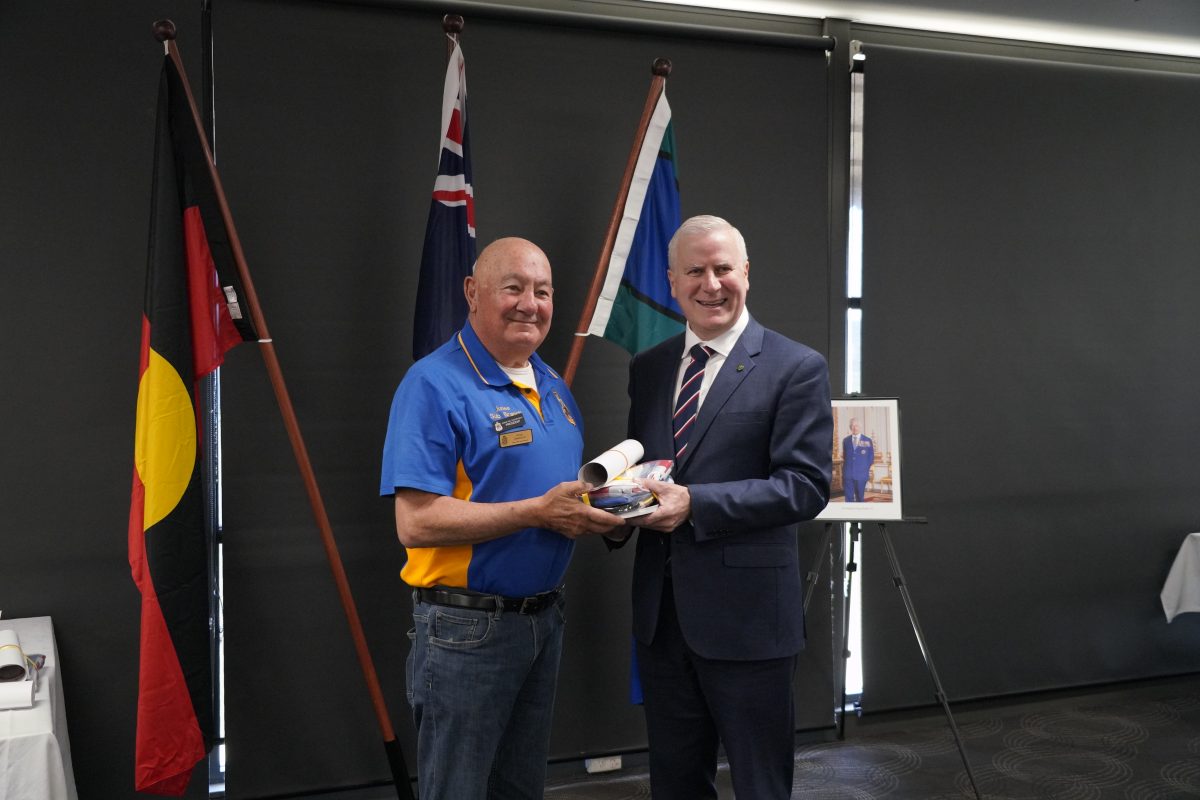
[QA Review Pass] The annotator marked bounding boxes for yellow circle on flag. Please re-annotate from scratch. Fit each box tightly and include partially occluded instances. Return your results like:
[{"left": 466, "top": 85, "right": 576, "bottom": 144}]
[{"left": 134, "top": 348, "right": 197, "bottom": 531}]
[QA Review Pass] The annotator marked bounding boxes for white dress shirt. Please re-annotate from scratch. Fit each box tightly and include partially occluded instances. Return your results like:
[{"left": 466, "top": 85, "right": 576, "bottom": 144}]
[{"left": 673, "top": 308, "right": 751, "bottom": 409}]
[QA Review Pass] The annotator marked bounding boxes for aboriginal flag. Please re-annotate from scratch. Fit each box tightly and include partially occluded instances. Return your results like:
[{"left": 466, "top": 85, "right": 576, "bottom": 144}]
[
  {"left": 128, "top": 53, "right": 257, "bottom": 795},
  {"left": 412, "top": 39, "right": 475, "bottom": 360}
]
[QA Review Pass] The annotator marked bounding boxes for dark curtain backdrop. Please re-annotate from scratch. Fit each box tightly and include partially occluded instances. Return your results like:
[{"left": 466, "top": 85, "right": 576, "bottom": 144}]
[
  {"left": 213, "top": 1, "right": 832, "bottom": 795},
  {"left": 859, "top": 45, "right": 1200, "bottom": 712}
]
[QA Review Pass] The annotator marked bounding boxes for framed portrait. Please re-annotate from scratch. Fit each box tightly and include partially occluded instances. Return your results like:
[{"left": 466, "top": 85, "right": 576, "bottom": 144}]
[{"left": 817, "top": 397, "right": 903, "bottom": 522}]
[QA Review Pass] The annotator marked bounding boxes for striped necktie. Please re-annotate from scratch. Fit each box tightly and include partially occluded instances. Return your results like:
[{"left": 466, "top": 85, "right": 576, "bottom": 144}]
[{"left": 673, "top": 344, "right": 713, "bottom": 460}]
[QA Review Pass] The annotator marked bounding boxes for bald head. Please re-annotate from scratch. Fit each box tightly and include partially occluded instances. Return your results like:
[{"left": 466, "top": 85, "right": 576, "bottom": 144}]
[
  {"left": 473, "top": 237, "right": 547, "bottom": 277},
  {"left": 464, "top": 237, "right": 555, "bottom": 368}
]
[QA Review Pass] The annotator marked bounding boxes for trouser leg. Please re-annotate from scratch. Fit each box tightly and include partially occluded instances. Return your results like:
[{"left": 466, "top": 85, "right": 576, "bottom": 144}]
[
  {"left": 488, "top": 598, "right": 566, "bottom": 800},
  {"left": 637, "top": 579, "right": 720, "bottom": 800}
]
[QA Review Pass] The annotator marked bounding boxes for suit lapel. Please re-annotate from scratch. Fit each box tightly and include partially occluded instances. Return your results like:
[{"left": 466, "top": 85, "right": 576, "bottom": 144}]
[{"left": 674, "top": 319, "right": 764, "bottom": 474}]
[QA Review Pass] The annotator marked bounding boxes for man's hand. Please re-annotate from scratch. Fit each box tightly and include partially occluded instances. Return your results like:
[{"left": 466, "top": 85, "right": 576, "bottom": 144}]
[
  {"left": 537, "top": 480, "right": 624, "bottom": 539},
  {"left": 635, "top": 478, "right": 691, "bottom": 532}
]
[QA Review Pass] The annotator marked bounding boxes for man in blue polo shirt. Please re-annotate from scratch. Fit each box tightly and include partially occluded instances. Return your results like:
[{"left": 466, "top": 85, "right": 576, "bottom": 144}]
[{"left": 381, "top": 237, "right": 618, "bottom": 800}]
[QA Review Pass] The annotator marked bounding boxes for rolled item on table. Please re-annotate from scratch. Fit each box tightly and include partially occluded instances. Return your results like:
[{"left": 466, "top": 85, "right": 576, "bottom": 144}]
[{"left": 0, "top": 628, "right": 27, "bottom": 682}]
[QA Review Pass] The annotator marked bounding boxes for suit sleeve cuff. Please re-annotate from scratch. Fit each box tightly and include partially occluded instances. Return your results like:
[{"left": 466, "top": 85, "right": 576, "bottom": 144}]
[{"left": 688, "top": 486, "right": 735, "bottom": 542}]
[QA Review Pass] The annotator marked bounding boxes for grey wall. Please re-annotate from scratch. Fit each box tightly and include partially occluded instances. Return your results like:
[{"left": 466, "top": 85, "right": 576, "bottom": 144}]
[{"left": 859, "top": 45, "right": 1200, "bottom": 710}]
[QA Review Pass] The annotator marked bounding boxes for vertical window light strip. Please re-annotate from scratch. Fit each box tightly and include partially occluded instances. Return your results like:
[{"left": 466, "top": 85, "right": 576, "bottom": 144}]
[
  {"left": 211, "top": 370, "right": 227, "bottom": 795},
  {"left": 204, "top": 19, "right": 228, "bottom": 790},
  {"left": 844, "top": 61, "right": 866, "bottom": 699}
]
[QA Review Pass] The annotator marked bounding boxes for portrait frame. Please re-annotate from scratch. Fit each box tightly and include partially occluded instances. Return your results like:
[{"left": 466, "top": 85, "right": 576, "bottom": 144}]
[{"left": 817, "top": 397, "right": 903, "bottom": 522}]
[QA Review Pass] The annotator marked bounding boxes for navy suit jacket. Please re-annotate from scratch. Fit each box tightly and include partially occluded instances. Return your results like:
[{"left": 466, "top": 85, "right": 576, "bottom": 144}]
[
  {"left": 626, "top": 317, "right": 832, "bottom": 661},
  {"left": 843, "top": 434, "right": 875, "bottom": 482}
]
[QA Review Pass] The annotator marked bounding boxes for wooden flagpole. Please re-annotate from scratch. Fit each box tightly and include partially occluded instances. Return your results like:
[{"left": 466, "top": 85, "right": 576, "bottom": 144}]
[
  {"left": 562, "top": 57, "right": 671, "bottom": 388},
  {"left": 152, "top": 20, "right": 414, "bottom": 800},
  {"left": 444, "top": 12, "right": 463, "bottom": 54}
]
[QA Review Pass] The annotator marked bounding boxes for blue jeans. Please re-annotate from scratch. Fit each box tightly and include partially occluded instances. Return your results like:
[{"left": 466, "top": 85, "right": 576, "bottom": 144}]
[{"left": 407, "top": 591, "right": 566, "bottom": 800}]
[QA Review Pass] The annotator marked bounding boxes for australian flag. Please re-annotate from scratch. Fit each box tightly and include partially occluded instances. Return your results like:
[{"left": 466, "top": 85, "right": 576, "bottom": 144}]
[{"left": 412, "top": 39, "right": 476, "bottom": 360}]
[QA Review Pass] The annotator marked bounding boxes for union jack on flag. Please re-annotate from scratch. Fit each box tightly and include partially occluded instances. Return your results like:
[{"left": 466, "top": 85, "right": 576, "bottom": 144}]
[{"left": 412, "top": 39, "right": 476, "bottom": 360}]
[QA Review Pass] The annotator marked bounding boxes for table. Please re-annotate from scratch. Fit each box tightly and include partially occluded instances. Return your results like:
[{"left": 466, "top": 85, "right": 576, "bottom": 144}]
[
  {"left": 0, "top": 617, "right": 78, "bottom": 800},
  {"left": 1161, "top": 532, "right": 1200, "bottom": 623}
]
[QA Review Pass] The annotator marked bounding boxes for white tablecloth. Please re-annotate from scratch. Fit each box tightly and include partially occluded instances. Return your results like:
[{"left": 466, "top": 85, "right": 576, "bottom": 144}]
[
  {"left": 1161, "top": 532, "right": 1200, "bottom": 623},
  {"left": 0, "top": 617, "right": 77, "bottom": 800}
]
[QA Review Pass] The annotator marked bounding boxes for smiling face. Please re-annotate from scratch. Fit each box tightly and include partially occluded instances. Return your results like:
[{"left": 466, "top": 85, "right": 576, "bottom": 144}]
[
  {"left": 464, "top": 238, "right": 554, "bottom": 368},
  {"left": 668, "top": 224, "right": 750, "bottom": 341}
]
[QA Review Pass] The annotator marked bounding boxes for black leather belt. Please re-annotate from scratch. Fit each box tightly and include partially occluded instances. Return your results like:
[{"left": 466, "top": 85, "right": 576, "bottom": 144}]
[{"left": 415, "top": 585, "right": 562, "bottom": 615}]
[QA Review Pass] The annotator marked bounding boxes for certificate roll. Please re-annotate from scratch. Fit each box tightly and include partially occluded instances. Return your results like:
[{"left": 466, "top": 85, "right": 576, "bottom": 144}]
[
  {"left": 579, "top": 439, "right": 644, "bottom": 488},
  {"left": 0, "top": 628, "right": 26, "bottom": 682}
]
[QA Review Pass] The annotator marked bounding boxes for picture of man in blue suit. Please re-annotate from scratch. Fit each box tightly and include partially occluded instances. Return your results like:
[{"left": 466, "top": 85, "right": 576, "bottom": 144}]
[
  {"left": 842, "top": 417, "right": 875, "bottom": 502},
  {"left": 610, "top": 215, "right": 832, "bottom": 800}
]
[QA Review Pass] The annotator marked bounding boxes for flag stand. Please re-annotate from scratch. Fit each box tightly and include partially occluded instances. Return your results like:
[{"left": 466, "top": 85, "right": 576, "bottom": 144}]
[
  {"left": 562, "top": 58, "right": 671, "bottom": 387},
  {"left": 152, "top": 20, "right": 414, "bottom": 800}
]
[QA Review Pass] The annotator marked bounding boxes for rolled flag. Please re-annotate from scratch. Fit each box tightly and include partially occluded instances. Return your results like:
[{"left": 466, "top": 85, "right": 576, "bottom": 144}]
[
  {"left": 585, "top": 90, "right": 684, "bottom": 354},
  {"left": 412, "top": 39, "right": 476, "bottom": 360}
]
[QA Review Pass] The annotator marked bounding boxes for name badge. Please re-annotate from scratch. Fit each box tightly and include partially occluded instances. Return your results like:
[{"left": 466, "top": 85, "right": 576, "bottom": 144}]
[
  {"left": 493, "top": 413, "right": 526, "bottom": 432},
  {"left": 499, "top": 429, "right": 534, "bottom": 448}
]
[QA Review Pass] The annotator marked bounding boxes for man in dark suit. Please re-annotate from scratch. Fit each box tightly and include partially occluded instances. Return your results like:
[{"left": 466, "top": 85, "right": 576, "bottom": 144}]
[
  {"left": 842, "top": 417, "right": 875, "bottom": 502},
  {"left": 617, "top": 215, "right": 832, "bottom": 799}
]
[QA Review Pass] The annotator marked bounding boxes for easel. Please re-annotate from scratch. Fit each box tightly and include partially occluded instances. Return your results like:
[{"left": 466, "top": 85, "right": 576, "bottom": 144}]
[{"left": 805, "top": 519, "right": 984, "bottom": 800}]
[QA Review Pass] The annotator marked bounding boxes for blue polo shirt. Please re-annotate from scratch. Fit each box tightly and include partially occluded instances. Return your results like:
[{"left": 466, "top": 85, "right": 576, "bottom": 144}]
[{"left": 380, "top": 322, "right": 585, "bottom": 597}]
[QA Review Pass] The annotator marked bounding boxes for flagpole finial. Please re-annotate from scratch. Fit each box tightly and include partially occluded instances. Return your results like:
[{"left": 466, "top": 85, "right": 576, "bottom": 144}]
[
  {"left": 443, "top": 14, "right": 465, "bottom": 36},
  {"left": 152, "top": 19, "right": 177, "bottom": 42},
  {"left": 652, "top": 58, "right": 672, "bottom": 78}
]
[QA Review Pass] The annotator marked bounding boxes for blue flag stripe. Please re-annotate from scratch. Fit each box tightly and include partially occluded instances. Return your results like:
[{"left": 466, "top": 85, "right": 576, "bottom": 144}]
[{"left": 586, "top": 91, "right": 683, "bottom": 354}]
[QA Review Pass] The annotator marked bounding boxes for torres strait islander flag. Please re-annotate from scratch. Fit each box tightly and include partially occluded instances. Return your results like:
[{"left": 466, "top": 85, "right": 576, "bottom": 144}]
[
  {"left": 412, "top": 39, "right": 476, "bottom": 360},
  {"left": 128, "top": 53, "right": 257, "bottom": 796},
  {"left": 585, "top": 89, "right": 684, "bottom": 354}
]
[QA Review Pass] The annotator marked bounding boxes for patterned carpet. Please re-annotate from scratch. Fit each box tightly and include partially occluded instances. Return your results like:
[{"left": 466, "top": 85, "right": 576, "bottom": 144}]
[{"left": 543, "top": 674, "right": 1200, "bottom": 799}]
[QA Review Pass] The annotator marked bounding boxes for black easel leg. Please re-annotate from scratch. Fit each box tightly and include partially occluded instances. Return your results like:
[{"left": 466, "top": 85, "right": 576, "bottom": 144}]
[
  {"left": 803, "top": 522, "right": 834, "bottom": 613},
  {"left": 878, "top": 524, "right": 983, "bottom": 800},
  {"left": 837, "top": 523, "right": 859, "bottom": 740},
  {"left": 804, "top": 522, "right": 847, "bottom": 736}
]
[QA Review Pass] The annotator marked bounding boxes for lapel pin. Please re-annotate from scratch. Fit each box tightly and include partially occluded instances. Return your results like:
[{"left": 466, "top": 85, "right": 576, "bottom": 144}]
[{"left": 736, "top": 364, "right": 745, "bottom": 372}]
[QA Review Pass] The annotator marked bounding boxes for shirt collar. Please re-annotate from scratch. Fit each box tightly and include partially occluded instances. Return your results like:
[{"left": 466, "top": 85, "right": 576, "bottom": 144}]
[
  {"left": 457, "top": 322, "right": 556, "bottom": 386},
  {"left": 682, "top": 307, "right": 751, "bottom": 360}
]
